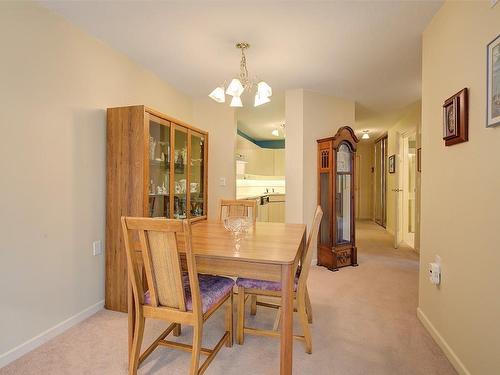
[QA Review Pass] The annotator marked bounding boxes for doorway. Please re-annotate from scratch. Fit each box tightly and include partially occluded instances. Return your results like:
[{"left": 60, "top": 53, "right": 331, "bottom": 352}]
[
  {"left": 373, "top": 136, "right": 387, "bottom": 228},
  {"left": 396, "top": 131, "right": 416, "bottom": 248}
]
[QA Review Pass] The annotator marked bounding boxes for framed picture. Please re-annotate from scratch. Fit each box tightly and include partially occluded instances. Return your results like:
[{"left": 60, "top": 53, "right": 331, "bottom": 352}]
[
  {"left": 388, "top": 154, "right": 395, "bottom": 174},
  {"left": 417, "top": 148, "right": 421, "bottom": 172},
  {"left": 442, "top": 88, "right": 468, "bottom": 146},
  {"left": 487, "top": 34, "right": 500, "bottom": 128}
]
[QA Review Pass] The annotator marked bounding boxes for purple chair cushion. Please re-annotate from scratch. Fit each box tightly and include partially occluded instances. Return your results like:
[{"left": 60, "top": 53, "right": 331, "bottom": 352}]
[
  {"left": 144, "top": 273, "right": 234, "bottom": 313},
  {"left": 236, "top": 268, "right": 300, "bottom": 292}
]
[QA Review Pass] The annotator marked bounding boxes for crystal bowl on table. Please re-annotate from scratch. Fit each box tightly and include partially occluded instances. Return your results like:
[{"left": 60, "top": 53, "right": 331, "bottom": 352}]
[{"left": 223, "top": 216, "right": 253, "bottom": 237}]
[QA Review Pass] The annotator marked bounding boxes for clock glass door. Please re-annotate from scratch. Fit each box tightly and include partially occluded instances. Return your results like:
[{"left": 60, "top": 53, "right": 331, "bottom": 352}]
[{"left": 336, "top": 142, "right": 353, "bottom": 244}]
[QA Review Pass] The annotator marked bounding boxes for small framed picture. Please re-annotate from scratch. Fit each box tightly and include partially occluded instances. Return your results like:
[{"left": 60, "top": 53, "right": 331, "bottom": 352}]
[
  {"left": 442, "top": 88, "right": 468, "bottom": 146},
  {"left": 417, "top": 148, "right": 421, "bottom": 172},
  {"left": 388, "top": 154, "right": 396, "bottom": 174},
  {"left": 487, "top": 34, "right": 500, "bottom": 128}
]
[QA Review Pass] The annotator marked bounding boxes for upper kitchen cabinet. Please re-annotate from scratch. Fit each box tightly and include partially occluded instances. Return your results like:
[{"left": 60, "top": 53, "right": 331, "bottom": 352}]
[
  {"left": 273, "top": 149, "right": 285, "bottom": 176},
  {"left": 236, "top": 135, "right": 285, "bottom": 176},
  {"left": 106, "top": 105, "right": 208, "bottom": 312}
]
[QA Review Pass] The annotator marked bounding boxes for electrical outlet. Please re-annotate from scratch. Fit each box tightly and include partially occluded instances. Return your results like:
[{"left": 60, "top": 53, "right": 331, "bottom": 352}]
[{"left": 92, "top": 240, "right": 103, "bottom": 256}]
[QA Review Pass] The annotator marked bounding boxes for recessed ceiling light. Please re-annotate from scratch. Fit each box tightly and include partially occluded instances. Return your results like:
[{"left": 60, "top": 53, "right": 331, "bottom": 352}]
[
  {"left": 361, "top": 130, "right": 370, "bottom": 140},
  {"left": 272, "top": 129, "right": 279, "bottom": 137}
]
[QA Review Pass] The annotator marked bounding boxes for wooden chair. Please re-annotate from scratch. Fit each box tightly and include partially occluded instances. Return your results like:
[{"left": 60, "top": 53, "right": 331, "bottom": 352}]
[
  {"left": 121, "top": 217, "right": 234, "bottom": 375},
  {"left": 218, "top": 199, "right": 257, "bottom": 223},
  {"left": 235, "top": 206, "right": 323, "bottom": 354}
]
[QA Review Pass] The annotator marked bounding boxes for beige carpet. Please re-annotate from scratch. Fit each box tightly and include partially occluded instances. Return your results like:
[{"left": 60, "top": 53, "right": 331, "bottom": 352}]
[{"left": 1, "top": 221, "right": 456, "bottom": 375}]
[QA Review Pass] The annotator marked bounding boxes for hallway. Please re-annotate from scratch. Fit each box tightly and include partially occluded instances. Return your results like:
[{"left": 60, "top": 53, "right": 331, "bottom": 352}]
[{"left": 0, "top": 221, "right": 456, "bottom": 375}]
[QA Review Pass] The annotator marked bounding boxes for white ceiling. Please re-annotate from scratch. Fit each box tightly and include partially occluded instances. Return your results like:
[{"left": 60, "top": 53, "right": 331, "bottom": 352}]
[{"left": 41, "top": 0, "right": 442, "bottom": 139}]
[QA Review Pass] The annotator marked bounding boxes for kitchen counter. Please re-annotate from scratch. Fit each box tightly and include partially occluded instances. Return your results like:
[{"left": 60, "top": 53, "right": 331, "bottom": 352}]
[{"left": 236, "top": 192, "right": 285, "bottom": 200}]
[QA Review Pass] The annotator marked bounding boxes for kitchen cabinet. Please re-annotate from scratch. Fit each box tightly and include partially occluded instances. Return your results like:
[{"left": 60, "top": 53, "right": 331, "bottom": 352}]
[
  {"left": 273, "top": 149, "right": 285, "bottom": 176},
  {"left": 236, "top": 135, "right": 285, "bottom": 176},
  {"left": 268, "top": 195, "right": 285, "bottom": 222}
]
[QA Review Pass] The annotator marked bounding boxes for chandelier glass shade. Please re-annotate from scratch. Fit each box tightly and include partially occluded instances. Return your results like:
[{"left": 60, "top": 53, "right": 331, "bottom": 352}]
[{"left": 209, "top": 42, "right": 272, "bottom": 107}]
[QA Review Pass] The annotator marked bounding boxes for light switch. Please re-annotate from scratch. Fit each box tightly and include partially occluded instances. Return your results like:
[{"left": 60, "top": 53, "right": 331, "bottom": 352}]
[
  {"left": 219, "top": 177, "right": 226, "bottom": 187},
  {"left": 93, "top": 240, "right": 103, "bottom": 256}
]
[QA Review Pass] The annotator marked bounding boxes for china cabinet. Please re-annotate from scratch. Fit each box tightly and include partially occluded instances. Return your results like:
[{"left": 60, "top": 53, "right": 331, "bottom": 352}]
[
  {"left": 106, "top": 105, "right": 208, "bottom": 312},
  {"left": 317, "top": 126, "right": 358, "bottom": 271}
]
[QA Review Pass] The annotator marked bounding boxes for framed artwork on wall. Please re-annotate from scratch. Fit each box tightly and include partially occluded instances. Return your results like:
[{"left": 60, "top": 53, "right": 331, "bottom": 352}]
[
  {"left": 417, "top": 148, "right": 421, "bottom": 172},
  {"left": 487, "top": 34, "right": 500, "bottom": 128},
  {"left": 442, "top": 88, "right": 468, "bottom": 146},
  {"left": 388, "top": 154, "right": 395, "bottom": 174}
]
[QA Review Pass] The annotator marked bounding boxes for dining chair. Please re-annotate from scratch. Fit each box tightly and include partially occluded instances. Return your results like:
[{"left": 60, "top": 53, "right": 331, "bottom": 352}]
[
  {"left": 121, "top": 217, "right": 234, "bottom": 375},
  {"left": 218, "top": 199, "right": 257, "bottom": 223},
  {"left": 235, "top": 206, "right": 323, "bottom": 354}
]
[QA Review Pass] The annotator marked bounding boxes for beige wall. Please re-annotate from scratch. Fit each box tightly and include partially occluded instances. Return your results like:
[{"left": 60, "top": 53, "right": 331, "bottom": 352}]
[
  {"left": 193, "top": 98, "right": 236, "bottom": 220},
  {"left": 285, "top": 89, "right": 356, "bottom": 235},
  {"left": 419, "top": 2, "right": 500, "bottom": 374},
  {"left": 284, "top": 89, "right": 305, "bottom": 224},
  {"left": 0, "top": 2, "right": 235, "bottom": 361},
  {"left": 356, "top": 141, "right": 374, "bottom": 220}
]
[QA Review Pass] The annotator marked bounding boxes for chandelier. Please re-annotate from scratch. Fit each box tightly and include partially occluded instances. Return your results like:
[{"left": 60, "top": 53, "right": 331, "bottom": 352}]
[{"left": 209, "top": 42, "right": 272, "bottom": 108}]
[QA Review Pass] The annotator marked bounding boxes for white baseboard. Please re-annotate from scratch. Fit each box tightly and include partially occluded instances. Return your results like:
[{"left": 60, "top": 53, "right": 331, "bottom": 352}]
[
  {"left": 417, "top": 307, "right": 471, "bottom": 375},
  {"left": 0, "top": 300, "right": 104, "bottom": 369}
]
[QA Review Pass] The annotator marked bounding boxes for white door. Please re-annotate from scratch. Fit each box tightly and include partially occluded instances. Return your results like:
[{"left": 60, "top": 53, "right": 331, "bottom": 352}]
[
  {"left": 394, "top": 133, "right": 403, "bottom": 248},
  {"left": 402, "top": 132, "right": 416, "bottom": 248}
]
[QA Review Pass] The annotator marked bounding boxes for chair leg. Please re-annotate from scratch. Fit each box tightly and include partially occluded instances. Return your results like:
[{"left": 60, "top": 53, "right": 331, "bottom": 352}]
[
  {"left": 250, "top": 295, "right": 257, "bottom": 315},
  {"left": 190, "top": 323, "right": 203, "bottom": 375},
  {"left": 225, "top": 293, "right": 233, "bottom": 347},
  {"left": 129, "top": 313, "right": 145, "bottom": 375},
  {"left": 236, "top": 286, "right": 245, "bottom": 345},
  {"left": 297, "top": 295, "right": 312, "bottom": 354},
  {"left": 173, "top": 323, "right": 182, "bottom": 337},
  {"left": 305, "top": 287, "right": 313, "bottom": 324}
]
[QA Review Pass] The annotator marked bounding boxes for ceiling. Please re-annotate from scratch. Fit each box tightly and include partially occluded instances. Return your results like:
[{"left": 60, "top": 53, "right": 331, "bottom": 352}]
[{"left": 41, "top": 0, "right": 442, "bottom": 139}]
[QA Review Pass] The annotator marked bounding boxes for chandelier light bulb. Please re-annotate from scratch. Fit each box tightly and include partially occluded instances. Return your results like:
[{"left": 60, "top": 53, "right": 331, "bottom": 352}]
[
  {"left": 226, "top": 78, "right": 244, "bottom": 97},
  {"left": 257, "top": 81, "right": 272, "bottom": 98},
  {"left": 254, "top": 93, "right": 271, "bottom": 107},
  {"left": 230, "top": 96, "right": 243, "bottom": 107},
  {"left": 208, "top": 86, "right": 225, "bottom": 103}
]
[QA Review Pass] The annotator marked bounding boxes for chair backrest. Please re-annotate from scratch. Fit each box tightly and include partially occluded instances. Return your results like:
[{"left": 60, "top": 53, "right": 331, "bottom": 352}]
[
  {"left": 218, "top": 199, "right": 257, "bottom": 223},
  {"left": 121, "top": 217, "right": 201, "bottom": 315},
  {"left": 298, "top": 206, "right": 323, "bottom": 291}
]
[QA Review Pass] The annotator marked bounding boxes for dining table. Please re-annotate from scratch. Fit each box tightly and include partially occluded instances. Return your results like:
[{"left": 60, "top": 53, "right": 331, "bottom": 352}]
[{"left": 128, "top": 220, "right": 306, "bottom": 375}]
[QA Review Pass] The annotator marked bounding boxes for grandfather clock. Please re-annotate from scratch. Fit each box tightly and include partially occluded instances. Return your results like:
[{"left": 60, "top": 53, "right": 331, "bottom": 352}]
[{"left": 317, "top": 126, "right": 358, "bottom": 271}]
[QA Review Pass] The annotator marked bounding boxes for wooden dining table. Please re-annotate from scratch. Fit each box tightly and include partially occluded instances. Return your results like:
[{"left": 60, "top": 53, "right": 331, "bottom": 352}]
[{"left": 128, "top": 220, "right": 306, "bottom": 375}]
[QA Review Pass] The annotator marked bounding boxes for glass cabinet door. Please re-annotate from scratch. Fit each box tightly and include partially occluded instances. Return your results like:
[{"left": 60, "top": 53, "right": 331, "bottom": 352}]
[
  {"left": 189, "top": 132, "right": 206, "bottom": 218},
  {"left": 148, "top": 115, "right": 170, "bottom": 218},
  {"left": 173, "top": 126, "right": 188, "bottom": 219},
  {"left": 336, "top": 143, "right": 352, "bottom": 244}
]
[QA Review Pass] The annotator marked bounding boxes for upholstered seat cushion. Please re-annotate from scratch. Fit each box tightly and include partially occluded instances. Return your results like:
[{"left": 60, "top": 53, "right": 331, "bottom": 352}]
[
  {"left": 236, "top": 268, "right": 300, "bottom": 292},
  {"left": 144, "top": 274, "right": 234, "bottom": 313}
]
